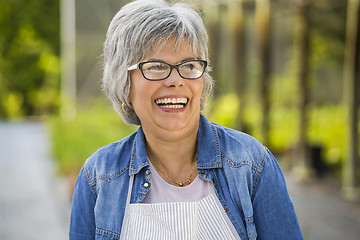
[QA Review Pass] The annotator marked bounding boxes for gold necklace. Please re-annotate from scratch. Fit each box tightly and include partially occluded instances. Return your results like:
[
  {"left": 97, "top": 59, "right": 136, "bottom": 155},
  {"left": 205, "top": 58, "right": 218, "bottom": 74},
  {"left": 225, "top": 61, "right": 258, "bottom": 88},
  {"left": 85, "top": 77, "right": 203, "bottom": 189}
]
[{"left": 146, "top": 145, "right": 197, "bottom": 187}]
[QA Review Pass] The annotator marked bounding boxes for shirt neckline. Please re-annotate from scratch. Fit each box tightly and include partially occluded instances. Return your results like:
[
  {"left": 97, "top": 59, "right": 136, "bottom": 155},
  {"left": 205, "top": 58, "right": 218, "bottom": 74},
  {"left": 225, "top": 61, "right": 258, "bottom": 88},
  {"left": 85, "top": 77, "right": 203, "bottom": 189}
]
[{"left": 148, "top": 159, "right": 200, "bottom": 190}]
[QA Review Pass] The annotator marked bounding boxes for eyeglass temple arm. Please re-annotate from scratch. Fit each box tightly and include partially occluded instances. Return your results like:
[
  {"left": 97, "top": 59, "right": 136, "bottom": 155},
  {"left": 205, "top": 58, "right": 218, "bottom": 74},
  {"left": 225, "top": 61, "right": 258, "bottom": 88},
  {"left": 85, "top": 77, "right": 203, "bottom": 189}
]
[{"left": 128, "top": 64, "right": 138, "bottom": 71}]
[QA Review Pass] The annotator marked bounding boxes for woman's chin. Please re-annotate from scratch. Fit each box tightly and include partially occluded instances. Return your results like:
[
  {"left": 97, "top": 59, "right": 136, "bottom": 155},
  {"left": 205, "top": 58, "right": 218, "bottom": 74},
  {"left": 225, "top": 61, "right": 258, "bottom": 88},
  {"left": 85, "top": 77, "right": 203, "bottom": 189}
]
[
  {"left": 152, "top": 111, "right": 199, "bottom": 134},
  {"left": 154, "top": 116, "right": 188, "bottom": 132}
]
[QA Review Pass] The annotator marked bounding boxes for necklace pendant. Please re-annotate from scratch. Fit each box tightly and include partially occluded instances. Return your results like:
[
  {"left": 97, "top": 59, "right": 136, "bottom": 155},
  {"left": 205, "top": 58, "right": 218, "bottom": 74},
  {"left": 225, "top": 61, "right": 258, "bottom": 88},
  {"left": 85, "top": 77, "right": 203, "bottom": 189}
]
[{"left": 179, "top": 182, "right": 184, "bottom": 187}]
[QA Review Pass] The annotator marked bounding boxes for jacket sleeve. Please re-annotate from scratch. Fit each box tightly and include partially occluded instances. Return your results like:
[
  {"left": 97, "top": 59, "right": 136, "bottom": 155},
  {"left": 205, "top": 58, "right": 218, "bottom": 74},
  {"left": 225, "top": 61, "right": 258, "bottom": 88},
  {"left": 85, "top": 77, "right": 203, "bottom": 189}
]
[
  {"left": 252, "top": 148, "right": 303, "bottom": 240},
  {"left": 69, "top": 165, "right": 97, "bottom": 240}
]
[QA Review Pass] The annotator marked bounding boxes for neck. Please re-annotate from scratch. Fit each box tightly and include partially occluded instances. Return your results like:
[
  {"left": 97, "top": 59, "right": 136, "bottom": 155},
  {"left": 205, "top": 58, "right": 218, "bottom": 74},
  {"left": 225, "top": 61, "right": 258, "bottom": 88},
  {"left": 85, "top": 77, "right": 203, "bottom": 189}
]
[{"left": 143, "top": 125, "right": 198, "bottom": 183}]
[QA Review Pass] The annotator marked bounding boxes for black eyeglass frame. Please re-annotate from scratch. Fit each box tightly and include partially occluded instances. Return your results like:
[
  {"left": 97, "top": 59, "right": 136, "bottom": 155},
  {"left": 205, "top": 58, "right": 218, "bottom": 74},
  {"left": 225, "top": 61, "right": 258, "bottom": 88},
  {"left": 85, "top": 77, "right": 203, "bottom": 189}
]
[{"left": 128, "top": 59, "right": 208, "bottom": 81}]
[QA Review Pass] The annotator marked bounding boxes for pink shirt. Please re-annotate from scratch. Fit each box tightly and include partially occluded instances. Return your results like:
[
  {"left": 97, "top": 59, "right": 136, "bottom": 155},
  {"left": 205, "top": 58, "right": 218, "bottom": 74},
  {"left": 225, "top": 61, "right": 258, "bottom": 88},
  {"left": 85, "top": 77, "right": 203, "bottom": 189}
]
[{"left": 142, "top": 160, "right": 212, "bottom": 204}]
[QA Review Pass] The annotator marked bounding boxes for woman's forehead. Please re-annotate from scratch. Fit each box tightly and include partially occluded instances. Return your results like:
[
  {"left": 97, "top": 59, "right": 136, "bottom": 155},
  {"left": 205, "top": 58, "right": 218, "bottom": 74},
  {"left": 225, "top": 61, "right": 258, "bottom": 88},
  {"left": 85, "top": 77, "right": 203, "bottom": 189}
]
[{"left": 144, "top": 36, "right": 196, "bottom": 60}]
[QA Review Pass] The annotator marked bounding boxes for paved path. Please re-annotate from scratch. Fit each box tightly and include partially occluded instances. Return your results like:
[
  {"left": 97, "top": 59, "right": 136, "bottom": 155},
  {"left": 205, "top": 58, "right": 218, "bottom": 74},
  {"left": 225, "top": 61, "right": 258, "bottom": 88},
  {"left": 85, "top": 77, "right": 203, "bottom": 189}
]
[
  {"left": 286, "top": 173, "right": 360, "bottom": 240},
  {"left": 0, "top": 122, "right": 71, "bottom": 240}
]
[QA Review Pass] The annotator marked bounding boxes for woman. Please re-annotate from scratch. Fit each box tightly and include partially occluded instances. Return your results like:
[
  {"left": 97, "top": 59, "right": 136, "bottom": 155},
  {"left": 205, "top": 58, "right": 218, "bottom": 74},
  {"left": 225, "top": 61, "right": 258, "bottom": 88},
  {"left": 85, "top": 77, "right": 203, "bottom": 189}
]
[{"left": 70, "top": 0, "right": 303, "bottom": 239}]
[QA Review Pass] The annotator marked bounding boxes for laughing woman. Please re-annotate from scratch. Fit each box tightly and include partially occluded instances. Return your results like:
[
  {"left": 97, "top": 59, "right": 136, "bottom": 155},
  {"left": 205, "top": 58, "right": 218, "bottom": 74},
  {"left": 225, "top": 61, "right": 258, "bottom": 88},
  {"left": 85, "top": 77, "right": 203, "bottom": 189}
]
[{"left": 69, "top": 0, "right": 303, "bottom": 239}]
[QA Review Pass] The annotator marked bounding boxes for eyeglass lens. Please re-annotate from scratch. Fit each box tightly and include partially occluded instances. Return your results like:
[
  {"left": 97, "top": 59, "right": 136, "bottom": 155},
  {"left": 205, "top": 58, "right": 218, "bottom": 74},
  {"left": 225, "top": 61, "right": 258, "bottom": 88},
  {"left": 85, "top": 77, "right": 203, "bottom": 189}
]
[{"left": 141, "top": 60, "right": 205, "bottom": 80}]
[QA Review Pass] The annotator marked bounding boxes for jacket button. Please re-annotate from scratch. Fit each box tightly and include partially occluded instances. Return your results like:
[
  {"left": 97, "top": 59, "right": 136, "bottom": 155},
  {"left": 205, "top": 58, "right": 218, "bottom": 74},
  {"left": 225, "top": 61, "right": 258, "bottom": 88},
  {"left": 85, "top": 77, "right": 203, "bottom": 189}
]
[
  {"left": 143, "top": 182, "right": 150, "bottom": 188},
  {"left": 145, "top": 169, "right": 150, "bottom": 175},
  {"left": 224, "top": 208, "right": 229, "bottom": 213},
  {"left": 200, "top": 170, "right": 205, "bottom": 175}
]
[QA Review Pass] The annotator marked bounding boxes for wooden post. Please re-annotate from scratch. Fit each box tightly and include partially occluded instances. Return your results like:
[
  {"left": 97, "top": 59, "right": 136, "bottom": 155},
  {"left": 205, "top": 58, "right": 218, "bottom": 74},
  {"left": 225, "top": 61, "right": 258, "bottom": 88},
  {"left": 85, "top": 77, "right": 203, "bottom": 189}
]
[
  {"left": 228, "top": 0, "right": 246, "bottom": 131},
  {"left": 255, "top": 0, "right": 271, "bottom": 146},
  {"left": 343, "top": 0, "right": 360, "bottom": 201},
  {"left": 60, "top": 0, "right": 77, "bottom": 119},
  {"left": 204, "top": 3, "right": 221, "bottom": 98},
  {"left": 218, "top": 3, "right": 231, "bottom": 93},
  {"left": 291, "top": 0, "right": 313, "bottom": 180}
]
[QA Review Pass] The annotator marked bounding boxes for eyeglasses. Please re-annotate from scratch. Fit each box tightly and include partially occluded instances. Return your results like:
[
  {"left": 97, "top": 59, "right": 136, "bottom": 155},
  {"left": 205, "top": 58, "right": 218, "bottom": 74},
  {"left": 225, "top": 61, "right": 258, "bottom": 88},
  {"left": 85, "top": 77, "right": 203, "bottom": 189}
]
[{"left": 128, "top": 59, "right": 207, "bottom": 81}]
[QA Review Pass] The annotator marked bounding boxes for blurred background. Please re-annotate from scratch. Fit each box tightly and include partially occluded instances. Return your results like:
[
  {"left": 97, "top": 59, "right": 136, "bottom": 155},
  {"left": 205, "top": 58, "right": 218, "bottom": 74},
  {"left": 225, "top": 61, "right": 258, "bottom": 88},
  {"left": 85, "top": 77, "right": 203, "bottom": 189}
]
[{"left": 0, "top": 0, "right": 359, "bottom": 239}]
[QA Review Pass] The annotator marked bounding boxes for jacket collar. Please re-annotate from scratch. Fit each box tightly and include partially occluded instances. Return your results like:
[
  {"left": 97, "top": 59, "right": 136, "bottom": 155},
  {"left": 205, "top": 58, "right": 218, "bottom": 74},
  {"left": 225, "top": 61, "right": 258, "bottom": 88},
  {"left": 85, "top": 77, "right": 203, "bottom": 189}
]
[
  {"left": 129, "top": 126, "right": 148, "bottom": 175},
  {"left": 129, "top": 114, "right": 222, "bottom": 176},
  {"left": 196, "top": 114, "right": 222, "bottom": 169}
]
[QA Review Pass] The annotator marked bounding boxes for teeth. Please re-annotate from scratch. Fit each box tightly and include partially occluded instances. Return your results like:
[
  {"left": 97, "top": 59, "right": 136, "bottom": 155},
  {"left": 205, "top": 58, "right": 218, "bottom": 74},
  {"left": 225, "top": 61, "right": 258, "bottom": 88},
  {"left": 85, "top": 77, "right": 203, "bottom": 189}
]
[
  {"left": 155, "top": 97, "right": 188, "bottom": 105},
  {"left": 160, "top": 104, "right": 184, "bottom": 109}
]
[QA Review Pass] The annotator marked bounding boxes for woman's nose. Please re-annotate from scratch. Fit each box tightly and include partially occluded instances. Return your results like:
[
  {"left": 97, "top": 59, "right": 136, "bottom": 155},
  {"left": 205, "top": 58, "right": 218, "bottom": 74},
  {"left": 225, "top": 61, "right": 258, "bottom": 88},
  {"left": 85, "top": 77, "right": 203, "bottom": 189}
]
[{"left": 163, "top": 69, "right": 185, "bottom": 87}]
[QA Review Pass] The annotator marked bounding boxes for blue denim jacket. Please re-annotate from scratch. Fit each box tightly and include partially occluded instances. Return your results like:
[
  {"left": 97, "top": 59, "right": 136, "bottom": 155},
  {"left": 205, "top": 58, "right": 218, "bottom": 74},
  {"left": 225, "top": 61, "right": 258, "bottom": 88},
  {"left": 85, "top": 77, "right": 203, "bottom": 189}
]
[{"left": 70, "top": 115, "right": 303, "bottom": 240}]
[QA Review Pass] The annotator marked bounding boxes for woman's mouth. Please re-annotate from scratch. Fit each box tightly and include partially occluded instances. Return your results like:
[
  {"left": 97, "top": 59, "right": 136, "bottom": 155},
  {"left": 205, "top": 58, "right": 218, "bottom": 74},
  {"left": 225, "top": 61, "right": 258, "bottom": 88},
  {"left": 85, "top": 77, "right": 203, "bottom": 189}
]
[{"left": 154, "top": 97, "right": 188, "bottom": 109}]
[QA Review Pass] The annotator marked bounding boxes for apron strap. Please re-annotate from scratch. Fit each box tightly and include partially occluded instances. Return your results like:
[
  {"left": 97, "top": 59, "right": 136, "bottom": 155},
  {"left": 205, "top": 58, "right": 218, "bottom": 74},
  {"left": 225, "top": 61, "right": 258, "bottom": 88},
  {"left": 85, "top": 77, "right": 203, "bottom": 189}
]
[{"left": 120, "top": 175, "right": 134, "bottom": 240}]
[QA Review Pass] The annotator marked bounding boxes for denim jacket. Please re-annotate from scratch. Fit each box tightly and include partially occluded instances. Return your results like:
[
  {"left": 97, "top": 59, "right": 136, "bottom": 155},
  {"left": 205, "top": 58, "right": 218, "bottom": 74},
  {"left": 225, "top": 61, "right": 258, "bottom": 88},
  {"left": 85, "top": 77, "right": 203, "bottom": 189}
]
[{"left": 70, "top": 115, "right": 303, "bottom": 240}]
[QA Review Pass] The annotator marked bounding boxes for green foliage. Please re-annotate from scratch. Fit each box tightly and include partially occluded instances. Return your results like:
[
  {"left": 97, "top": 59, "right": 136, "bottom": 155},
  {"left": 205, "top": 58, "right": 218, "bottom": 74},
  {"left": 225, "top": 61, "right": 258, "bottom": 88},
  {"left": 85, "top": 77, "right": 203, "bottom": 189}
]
[
  {"left": 209, "top": 93, "right": 349, "bottom": 168},
  {"left": 209, "top": 93, "right": 240, "bottom": 127},
  {"left": 0, "top": 0, "right": 60, "bottom": 119},
  {"left": 1, "top": 92, "right": 24, "bottom": 119},
  {"left": 47, "top": 99, "right": 137, "bottom": 175},
  {"left": 307, "top": 104, "right": 346, "bottom": 165}
]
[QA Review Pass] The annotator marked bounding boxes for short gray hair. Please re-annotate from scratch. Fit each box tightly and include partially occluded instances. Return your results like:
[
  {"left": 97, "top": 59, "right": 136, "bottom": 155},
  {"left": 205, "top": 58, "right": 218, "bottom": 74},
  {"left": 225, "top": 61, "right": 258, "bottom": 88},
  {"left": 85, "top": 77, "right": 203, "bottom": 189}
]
[{"left": 102, "top": 0, "right": 213, "bottom": 125}]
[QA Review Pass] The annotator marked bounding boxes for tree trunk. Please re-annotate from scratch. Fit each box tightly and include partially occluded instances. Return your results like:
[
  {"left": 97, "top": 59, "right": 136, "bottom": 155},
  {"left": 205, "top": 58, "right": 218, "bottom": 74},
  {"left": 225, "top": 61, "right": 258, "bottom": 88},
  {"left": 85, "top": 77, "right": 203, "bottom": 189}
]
[
  {"left": 61, "top": 0, "right": 77, "bottom": 119},
  {"left": 292, "top": 0, "right": 312, "bottom": 179},
  {"left": 343, "top": 0, "right": 360, "bottom": 201},
  {"left": 229, "top": 1, "right": 246, "bottom": 131},
  {"left": 204, "top": 4, "right": 222, "bottom": 98},
  {"left": 255, "top": 0, "right": 271, "bottom": 146}
]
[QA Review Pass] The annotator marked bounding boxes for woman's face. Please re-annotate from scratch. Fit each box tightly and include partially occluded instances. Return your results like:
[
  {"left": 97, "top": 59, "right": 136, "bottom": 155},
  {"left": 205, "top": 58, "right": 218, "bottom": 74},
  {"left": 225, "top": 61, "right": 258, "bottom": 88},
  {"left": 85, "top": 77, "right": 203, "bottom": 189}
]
[{"left": 129, "top": 37, "right": 203, "bottom": 137}]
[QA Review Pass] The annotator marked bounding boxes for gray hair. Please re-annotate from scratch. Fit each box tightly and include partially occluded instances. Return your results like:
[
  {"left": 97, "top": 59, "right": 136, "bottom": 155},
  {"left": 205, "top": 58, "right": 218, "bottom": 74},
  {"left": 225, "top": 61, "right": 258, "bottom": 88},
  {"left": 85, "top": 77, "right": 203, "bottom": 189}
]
[{"left": 102, "top": 0, "right": 213, "bottom": 125}]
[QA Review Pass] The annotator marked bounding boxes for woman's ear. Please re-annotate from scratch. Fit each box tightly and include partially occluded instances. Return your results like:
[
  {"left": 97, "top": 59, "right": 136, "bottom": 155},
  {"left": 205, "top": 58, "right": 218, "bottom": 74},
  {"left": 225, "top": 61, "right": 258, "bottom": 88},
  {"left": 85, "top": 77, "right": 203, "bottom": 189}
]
[{"left": 127, "top": 74, "right": 132, "bottom": 104}]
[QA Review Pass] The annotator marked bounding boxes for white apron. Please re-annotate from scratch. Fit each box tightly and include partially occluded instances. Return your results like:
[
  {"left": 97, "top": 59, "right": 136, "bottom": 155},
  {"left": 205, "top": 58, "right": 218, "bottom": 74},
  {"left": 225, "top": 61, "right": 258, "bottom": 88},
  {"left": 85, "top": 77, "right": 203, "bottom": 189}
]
[{"left": 120, "top": 175, "right": 241, "bottom": 240}]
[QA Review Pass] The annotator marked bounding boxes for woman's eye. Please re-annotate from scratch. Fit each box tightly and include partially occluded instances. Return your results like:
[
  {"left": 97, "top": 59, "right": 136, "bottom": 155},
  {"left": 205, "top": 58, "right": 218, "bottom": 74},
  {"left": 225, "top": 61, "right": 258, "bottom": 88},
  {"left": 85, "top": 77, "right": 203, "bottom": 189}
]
[
  {"left": 181, "top": 63, "right": 195, "bottom": 70},
  {"left": 146, "top": 64, "right": 168, "bottom": 71}
]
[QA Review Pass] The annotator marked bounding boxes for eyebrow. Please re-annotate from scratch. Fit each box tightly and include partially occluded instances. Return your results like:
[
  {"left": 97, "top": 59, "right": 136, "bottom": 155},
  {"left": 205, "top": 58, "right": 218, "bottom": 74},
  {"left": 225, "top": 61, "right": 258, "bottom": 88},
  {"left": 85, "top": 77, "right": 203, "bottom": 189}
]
[{"left": 147, "top": 57, "right": 196, "bottom": 63}]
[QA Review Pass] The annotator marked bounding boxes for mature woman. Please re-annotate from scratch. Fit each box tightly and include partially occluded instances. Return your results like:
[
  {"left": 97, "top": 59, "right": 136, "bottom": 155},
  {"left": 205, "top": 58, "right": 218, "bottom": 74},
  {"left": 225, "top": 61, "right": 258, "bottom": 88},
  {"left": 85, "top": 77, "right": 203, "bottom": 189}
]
[{"left": 70, "top": 0, "right": 303, "bottom": 239}]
